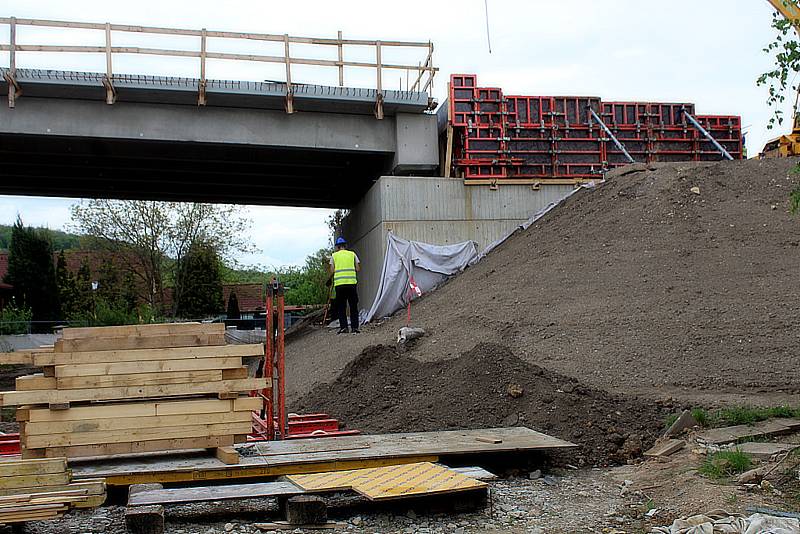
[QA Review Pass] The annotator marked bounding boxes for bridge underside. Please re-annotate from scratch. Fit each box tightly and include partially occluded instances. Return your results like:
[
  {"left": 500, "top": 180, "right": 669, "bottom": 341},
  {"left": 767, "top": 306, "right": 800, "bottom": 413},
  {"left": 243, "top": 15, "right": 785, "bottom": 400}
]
[
  {"left": 0, "top": 133, "right": 390, "bottom": 208},
  {"left": 0, "top": 70, "right": 439, "bottom": 207}
]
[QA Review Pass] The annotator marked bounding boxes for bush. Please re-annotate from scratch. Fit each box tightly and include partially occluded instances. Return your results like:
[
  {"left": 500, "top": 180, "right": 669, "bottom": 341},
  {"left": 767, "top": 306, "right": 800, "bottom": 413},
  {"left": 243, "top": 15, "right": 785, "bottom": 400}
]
[
  {"left": 0, "top": 302, "right": 32, "bottom": 335},
  {"left": 68, "top": 298, "right": 156, "bottom": 327}
]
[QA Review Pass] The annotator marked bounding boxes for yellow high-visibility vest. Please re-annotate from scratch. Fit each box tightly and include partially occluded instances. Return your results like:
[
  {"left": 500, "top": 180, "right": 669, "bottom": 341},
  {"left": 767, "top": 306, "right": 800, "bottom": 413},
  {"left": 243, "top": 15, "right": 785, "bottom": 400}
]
[{"left": 332, "top": 250, "right": 358, "bottom": 287}]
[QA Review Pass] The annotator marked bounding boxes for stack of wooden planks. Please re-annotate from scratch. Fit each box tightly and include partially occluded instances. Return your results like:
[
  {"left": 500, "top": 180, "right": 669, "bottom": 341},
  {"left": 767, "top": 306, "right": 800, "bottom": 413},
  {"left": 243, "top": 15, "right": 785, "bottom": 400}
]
[
  {"left": 0, "top": 323, "right": 266, "bottom": 461},
  {"left": 0, "top": 457, "right": 105, "bottom": 525}
]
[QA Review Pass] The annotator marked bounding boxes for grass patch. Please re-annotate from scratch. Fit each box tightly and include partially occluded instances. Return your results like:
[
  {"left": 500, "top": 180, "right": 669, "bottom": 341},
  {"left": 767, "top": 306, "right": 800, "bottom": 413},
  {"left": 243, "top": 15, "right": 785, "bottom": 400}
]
[
  {"left": 669, "top": 406, "right": 800, "bottom": 429},
  {"left": 698, "top": 449, "right": 752, "bottom": 479},
  {"left": 664, "top": 413, "right": 679, "bottom": 430}
]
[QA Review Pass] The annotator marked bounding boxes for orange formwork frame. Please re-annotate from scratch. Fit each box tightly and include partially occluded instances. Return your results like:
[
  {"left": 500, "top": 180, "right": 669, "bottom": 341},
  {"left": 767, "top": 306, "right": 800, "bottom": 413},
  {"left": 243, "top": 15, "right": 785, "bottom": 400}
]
[{"left": 261, "top": 279, "right": 286, "bottom": 440}]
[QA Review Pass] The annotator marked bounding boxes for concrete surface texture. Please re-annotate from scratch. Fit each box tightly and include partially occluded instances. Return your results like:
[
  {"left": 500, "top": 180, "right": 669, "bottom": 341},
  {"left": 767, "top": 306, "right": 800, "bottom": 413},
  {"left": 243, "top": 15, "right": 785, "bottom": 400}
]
[{"left": 343, "top": 177, "right": 576, "bottom": 308}]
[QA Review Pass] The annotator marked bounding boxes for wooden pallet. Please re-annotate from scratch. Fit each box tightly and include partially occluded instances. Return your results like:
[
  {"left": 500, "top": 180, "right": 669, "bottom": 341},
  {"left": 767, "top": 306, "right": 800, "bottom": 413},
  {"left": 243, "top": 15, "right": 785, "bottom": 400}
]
[
  {"left": 1, "top": 323, "right": 266, "bottom": 461},
  {"left": 0, "top": 458, "right": 106, "bottom": 525}
]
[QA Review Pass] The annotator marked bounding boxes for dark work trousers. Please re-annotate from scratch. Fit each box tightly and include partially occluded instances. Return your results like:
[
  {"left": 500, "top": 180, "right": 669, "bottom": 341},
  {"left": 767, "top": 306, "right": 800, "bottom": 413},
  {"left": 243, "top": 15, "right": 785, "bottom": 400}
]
[{"left": 335, "top": 284, "right": 359, "bottom": 331}]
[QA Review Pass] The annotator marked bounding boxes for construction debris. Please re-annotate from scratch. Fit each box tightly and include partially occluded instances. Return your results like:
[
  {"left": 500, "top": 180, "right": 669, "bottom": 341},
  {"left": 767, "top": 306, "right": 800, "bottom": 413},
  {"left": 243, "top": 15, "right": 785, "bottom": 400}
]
[
  {"left": 664, "top": 410, "right": 699, "bottom": 438},
  {"left": 651, "top": 511, "right": 800, "bottom": 534},
  {"left": 644, "top": 439, "right": 685, "bottom": 458},
  {"left": 696, "top": 419, "right": 800, "bottom": 446}
]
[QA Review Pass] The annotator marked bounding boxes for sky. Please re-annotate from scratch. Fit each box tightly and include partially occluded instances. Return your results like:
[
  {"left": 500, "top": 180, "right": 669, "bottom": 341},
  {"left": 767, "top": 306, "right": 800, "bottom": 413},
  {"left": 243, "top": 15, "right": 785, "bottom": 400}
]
[{"left": 0, "top": 0, "right": 792, "bottom": 267}]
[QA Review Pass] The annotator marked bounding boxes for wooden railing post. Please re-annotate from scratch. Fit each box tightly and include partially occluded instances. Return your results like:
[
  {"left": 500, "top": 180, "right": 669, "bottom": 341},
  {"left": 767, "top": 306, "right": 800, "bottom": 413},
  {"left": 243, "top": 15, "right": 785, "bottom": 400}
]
[
  {"left": 102, "top": 22, "right": 116, "bottom": 104},
  {"left": 7, "top": 16, "right": 17, "bottom": 108},
  {"left": 337, "top": 30, "right": 343, "bottom": 87},
  {"left": 375, "top": 40, "right": 383, "bottom": 119},
  {"left": 198, "top": 28, "right": 207, "bottom": 106},
  {"left": 284, "top": 33, "right": 294, "bottom": 114}
]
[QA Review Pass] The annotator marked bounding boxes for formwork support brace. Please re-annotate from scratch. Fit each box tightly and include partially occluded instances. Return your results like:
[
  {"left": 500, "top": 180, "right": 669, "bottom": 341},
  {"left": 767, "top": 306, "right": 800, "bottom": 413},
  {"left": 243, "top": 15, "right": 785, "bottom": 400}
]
[
  {"left": 682, "top": 107, "right": 734, "bottom": 161},
  {"left": 587, "top": 106, "right": 635, "bottom": 164}
]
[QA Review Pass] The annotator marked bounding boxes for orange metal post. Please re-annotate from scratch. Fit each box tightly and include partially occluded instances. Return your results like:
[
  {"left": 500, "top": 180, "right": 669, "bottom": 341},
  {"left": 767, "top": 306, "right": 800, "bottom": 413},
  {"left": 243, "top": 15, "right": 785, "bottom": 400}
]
[{"left": 276, "top": 283, "right": 286, "bottom": 439}]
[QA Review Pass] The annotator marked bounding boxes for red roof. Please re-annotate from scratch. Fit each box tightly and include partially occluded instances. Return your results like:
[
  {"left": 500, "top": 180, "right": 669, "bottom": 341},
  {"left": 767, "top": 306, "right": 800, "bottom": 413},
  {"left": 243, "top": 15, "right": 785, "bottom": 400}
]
[
  {"left": 223, "top": 284, "right": 264, "bottom": 313},
  {"left": 0, "top": 254, "right": 7, "bottom": 283}
]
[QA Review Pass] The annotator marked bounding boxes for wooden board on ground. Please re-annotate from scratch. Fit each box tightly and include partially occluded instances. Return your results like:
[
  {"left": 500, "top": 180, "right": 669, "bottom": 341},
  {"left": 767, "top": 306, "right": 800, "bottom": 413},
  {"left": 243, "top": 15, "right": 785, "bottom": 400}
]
[
  {"left": 34, "top": 344, "right": 264, "bottom": 367},
  {"left": 61, "top": 322, "right": 222, "bottom": 340},
  {"left": 697, "top": 419, "right": 800, "bottom": 445},
  {"left": 288, "top": 462, "right": 487, "bottom": 501},
  {"left": 254, "top": 521, "right": 342, "bottom": 531},
  {"left": 0, "top": 377, "right": 266, "bottom": 406},
  {"left": 71, "top": 427, "right": 575, "bottom": 486},
  {"left": 644, "top": 439, "right": 685, "bottom": 458},
  {"left": 55, "top": 332, "right": 226, "bottom": 353},
  {"left": 128, "top": 480, "right": 305, "bottom": 506},
  {"left": 728, "top": 442, "right": 797, "bottom": 459}
]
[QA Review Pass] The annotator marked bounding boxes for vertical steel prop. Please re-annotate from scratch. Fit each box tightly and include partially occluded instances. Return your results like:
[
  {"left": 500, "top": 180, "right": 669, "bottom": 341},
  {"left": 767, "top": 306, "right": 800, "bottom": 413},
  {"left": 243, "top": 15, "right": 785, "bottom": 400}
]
[{"left": 263, "top": 279, "right": 286, "bottom": 440}]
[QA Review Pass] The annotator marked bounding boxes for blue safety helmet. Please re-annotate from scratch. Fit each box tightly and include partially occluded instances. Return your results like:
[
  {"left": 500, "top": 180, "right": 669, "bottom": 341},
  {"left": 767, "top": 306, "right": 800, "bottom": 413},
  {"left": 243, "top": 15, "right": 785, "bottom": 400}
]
[{"left": 335, "top": 237, "right": 347, "bottom": 246}]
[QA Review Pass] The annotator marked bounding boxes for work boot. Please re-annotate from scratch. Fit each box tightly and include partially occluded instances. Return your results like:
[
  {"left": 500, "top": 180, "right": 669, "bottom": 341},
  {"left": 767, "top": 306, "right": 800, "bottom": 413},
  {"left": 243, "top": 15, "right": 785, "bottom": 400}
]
[
  {"left": 337, "top": 327, "right": 349, "bottom": 335},
  {"left": 351, "top": 328, "right": 361, "bottom": 334}
]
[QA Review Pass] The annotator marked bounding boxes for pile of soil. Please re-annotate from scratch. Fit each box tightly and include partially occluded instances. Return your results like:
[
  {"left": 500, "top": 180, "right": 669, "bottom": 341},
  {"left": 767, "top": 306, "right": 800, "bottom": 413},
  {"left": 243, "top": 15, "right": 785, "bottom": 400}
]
[
  {"left": 296, "top": 342, "right": 671, "bottom": 466},
  {"left": 288, "top": 159, "right": 800, "bottom": 408}
]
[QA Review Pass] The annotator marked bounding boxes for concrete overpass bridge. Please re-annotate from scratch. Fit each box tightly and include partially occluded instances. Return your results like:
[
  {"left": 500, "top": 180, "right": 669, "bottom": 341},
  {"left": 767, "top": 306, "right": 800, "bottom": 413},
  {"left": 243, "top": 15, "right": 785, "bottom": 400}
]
[{"left": 0, "top": 17, "right": 440, "bottom": 208}]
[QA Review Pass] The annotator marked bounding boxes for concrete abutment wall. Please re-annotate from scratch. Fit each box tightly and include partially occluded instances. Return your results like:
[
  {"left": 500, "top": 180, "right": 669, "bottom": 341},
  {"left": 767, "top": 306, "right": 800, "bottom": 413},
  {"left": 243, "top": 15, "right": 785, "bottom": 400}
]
[{"left": 343, "top": 177, "right": 576, "bottom": 312}]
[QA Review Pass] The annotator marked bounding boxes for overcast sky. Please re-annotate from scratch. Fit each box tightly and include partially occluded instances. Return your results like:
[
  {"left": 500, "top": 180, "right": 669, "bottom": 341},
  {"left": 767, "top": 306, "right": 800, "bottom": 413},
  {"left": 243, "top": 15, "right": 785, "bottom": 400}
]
[{"left": 0, "top": 0, "right": 791, "bottom": 267}]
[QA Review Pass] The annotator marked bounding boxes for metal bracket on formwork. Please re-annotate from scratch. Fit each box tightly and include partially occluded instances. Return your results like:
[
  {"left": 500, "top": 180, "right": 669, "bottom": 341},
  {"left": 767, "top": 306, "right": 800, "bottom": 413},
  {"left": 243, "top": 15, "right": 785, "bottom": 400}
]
[
  {"left": 682, "top": 107, "right": 733, "bottom": 161},
  {"left": 587, "top": 106, "right": 635, "bottom": 164},
  {"left": 489, "top": 179, "right": 499, "bottom": 191},
  {"left": 198, "top": 80, "right": 207, "bottom": 107},
  {"left": 4, "top": 72, "right": 21, "bottom": 109},
  {"left": 102, "top": 76, "right": 117, "bottom": 105}
]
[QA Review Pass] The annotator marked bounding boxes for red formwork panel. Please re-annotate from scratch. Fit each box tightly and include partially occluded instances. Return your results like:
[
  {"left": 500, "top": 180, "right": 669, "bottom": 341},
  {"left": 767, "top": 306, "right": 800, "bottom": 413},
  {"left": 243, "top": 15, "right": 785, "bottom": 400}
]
[
  {"left": 602, "top": 102, "right": 650, "bottom": 126},
  {"left": 506, "top": 96, "right": 552, "bottom": 126},
  {"left": 451, "top": 74, "right": 477, "bottom": 88},
  {"left": 605, "top": 127, "right": 650, "bottom": 166},
  {"left": 694, "top": 115, "right": 743, "bottom": 160},
  {"left": 551, "top": 97, "right": 602, "bottom": 127},
  {"left": 650, "top": 103, "right": 695, "bottom": 127}
]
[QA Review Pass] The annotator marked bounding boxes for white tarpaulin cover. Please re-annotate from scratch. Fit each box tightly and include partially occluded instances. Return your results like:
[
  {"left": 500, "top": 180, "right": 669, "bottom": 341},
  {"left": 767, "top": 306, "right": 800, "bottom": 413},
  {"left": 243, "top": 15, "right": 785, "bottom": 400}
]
[{"left": 364, "top": 233, "right": 477, "bottom": 322}]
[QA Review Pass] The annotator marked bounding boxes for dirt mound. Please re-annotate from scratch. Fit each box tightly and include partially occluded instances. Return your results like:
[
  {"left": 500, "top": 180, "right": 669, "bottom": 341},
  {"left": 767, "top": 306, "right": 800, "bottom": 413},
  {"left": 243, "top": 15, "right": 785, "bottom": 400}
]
[
  {"left": 288, "top": 159, "right": 800, "bottom": 408},
  {"left": 296, "top": 342, "right": 671, "bottom": 466}
]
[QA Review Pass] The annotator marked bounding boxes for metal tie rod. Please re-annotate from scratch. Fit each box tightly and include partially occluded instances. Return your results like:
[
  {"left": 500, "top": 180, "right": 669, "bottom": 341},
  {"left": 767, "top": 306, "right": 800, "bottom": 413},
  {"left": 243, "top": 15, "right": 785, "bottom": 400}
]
[
  {"left": 586, "top": 106, "right": 635, "bottom": 164},
  {"left": 681, "top": 107, "right": 734, "bottom": 161}
]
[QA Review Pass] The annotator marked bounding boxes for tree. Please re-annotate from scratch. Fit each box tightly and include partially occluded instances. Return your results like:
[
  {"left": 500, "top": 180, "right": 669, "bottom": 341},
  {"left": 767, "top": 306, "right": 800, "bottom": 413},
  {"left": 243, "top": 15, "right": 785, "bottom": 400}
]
[
  {"left": 226, "top": 292, "right": 241, "bottom": 320},
  {"left": 55, "top": 250, "right": 79, "bottom": 319},
  {"left": 73, "top": 260, "right": 94, "bottom": 318},
  {"left": 175, "top": 241, "right": 224, "bottom": 319},
  {"left": 69, "top": 200, "right": 254, "bottom": 313},
  {"left": 326, "top": 210, "right": 349, "bottom": 245},
  {"left": 758, "top": 1, "right": 800, "bottom": 128},
  {"left": 4, "top": 217, "right": 60, "bottom": 328}
]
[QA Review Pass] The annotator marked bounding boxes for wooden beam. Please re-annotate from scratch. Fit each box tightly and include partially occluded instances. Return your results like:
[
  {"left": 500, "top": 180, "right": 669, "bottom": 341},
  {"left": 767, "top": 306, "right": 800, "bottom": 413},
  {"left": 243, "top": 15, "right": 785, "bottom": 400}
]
[
  {"left": 15, "top": 375, "right": 57, "bottom": 391},
  {"left": 23, "top": 410, "right": 252, "bottom": 436},
  {"left": 34, "top": 344, "right": 263, "bottom": 367},
  {"left": 1, "top": 472, "right": 71, "bottom": 490},
  {"left": 0, "top": 458, "right": 67, "bottom": 477},
  {"left": 24, "top": 435, "right": 234, "bottom": 459},
  {"left": 62, "top": 322, "right": 222, "bottom": 340},
  {"left": 21, "top": 397, "right": 259, "bottom": 423},
  {"left": 53, "top": 357, "right": 242, "bottom": 377},
  {"left": 337, "top": 30, "right": 343, "bottom": 87},
  {"left": 55, "top": 369, "right": 223, "bottom": 389},
  {"left": 55, "top": 332, "right": 226, "bottom": 353},
  {"left": 0, "top": 480, "right": 105, "bottom": 498},
  {"left": 0, "top": 377, "right": 267, "bottom": 406},
  {"left": 214, "top": 446, "right": 240, "bottom": 465},
  {"left": 0, "top": 351, "right": 34, "bottom": 365},
  {"left": 7, "top": 16, "right": 16, "bottom": 109}
]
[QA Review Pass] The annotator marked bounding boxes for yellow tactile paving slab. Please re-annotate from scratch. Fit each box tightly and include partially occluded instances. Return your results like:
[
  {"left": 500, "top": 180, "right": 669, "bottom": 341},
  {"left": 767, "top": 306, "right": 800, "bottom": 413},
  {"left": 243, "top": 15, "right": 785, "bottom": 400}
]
[{"left": 287, "top": 462, "right": 487, "bottom": 501}]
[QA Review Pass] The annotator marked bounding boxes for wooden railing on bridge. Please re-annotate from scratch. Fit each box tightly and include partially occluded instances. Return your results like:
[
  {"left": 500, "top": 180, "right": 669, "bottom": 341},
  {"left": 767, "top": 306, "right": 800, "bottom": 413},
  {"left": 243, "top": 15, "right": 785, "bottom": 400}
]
[{"left": 0, "top": 16, "right": 437, "bottom": 117}]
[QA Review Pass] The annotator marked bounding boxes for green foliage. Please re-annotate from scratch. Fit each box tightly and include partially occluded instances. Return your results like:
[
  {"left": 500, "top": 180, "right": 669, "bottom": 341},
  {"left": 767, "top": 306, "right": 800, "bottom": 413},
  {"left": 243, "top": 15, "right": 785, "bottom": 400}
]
[
  {"left": 221, "top": 265, "right": 265, "bottom": 285},
  {"left": 0, "top": 224, "right": 80, "bottom": 252},
  {"left": 0, "top": 301, "right": 32, "bottom": 335},
  {"left": 791, "top": 186, "right": 800, "bottom": 214},
  {"left": 758, "top": 2, "right": 800, "bottom": 128},
  {"left": 73, "top": 260, "right": 94, "bottom": 318},
  {"left": 55, "top": 251, "right": 79, "bottom": 319},
  {"left": 175, "top": 241, "right": 224, "bottom": 319},
  {"left": 4, "top": 218, "right": 60, "bottom": 327},
  {"left": 684, "top": 406, "right": 800, "bottom": 428},
  {"left": 664, "top": 413, "right": 679, "bottom": 430},
  {"left": 270, "top": 248, "right": 332, "bottom": 306},
  {"left": 699, "top": 449, "right": 752, "bottom": 479},
  {"left": 68, "top": 298, "right": 154, "bottom": 327},
  {"left": 692, "top": 408, "right": 711, "bottom": 427}
]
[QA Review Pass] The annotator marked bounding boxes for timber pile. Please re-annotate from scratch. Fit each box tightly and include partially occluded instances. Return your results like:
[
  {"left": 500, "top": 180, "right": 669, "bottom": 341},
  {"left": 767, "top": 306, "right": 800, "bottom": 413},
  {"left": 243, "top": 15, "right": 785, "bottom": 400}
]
[
  {"left": 0, "top": 457, "right": 106, "bottom": 525},
  {"left": 0, "top": 323, "right": 266, "bottom": 461}
]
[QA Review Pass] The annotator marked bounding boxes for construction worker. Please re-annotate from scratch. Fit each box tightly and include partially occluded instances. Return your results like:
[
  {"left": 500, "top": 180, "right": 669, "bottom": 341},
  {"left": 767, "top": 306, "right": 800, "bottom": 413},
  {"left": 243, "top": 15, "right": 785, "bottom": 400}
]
[{"left": 329, "top": 237, "right": 360, "bottom": 334}]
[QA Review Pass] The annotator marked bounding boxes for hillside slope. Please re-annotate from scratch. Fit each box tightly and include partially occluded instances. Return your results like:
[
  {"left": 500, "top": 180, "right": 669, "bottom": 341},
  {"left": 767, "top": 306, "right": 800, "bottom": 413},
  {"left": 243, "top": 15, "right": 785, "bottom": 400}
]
[{"left": 288, "top": 159, "right": 800, "bottom": 407}]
